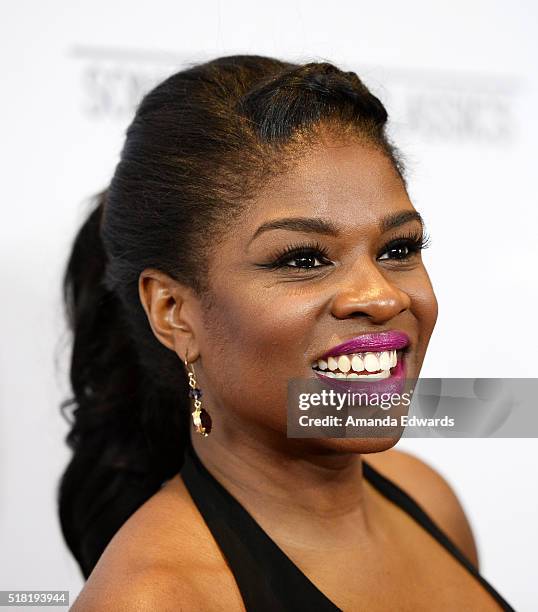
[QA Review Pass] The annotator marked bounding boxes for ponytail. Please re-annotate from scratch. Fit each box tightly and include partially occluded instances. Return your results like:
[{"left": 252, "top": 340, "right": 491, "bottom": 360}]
[{"left": 58, "top": 190, "right": 189, "bottom": 578}]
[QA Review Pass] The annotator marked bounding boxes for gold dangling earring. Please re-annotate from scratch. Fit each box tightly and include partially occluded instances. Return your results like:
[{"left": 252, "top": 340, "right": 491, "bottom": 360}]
[{"left": 185, "top": 348, "right": 212, "bottom": 436}]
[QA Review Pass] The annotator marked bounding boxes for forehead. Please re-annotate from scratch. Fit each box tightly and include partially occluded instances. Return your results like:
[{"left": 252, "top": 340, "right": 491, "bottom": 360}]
[{"left": 244, "top": 140, "right": 412, "bottom": 233}]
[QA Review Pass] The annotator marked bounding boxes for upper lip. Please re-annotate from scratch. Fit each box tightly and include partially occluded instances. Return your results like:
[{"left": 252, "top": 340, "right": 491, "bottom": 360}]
[{"left": 316, "top": 330, "right": 410, "bottom": 362}]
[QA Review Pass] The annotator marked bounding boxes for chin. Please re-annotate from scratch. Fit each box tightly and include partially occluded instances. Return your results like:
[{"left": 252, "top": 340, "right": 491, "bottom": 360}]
[{"left": 309, "top": 436, "right": 401, "bottom": 455}]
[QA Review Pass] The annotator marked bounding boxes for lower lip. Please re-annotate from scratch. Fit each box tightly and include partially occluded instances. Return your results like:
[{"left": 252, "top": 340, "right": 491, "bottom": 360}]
[{"left": 313, "top": 351, "right": 408, "bottom": 395}]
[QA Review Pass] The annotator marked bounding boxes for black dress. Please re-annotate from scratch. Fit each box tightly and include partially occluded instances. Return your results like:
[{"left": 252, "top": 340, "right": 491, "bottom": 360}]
[{"left": 180, "top": 442, "right": 514, "bottom": 611}]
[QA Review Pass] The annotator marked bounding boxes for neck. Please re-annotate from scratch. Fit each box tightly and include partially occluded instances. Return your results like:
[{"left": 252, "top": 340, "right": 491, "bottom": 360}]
[{"left": 189, "top": 425, "right": 375, "bottom": 546}]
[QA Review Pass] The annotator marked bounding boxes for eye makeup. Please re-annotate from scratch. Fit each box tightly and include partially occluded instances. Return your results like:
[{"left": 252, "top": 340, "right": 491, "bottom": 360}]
[{"left": 255, "top": 227, "right": 431, "bottom": 272}]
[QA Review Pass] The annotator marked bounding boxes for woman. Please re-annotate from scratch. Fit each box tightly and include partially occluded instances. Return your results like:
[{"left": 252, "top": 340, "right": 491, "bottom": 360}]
[{"left": 60, "top": 55, "right": 513, "bottom": 610}]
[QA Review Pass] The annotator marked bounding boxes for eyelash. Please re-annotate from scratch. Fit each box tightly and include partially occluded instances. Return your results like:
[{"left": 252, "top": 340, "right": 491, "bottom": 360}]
[
  {"left": 258, "top": 230, "right": 431, "bottom": 272},
  {"left": 378, "top": 229, "right": 432, "bottom": 262}
]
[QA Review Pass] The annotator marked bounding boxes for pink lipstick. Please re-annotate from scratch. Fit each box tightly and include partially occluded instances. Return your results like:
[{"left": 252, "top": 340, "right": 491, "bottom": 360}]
[{"left": 319, "top": 330, "right": 410, "bottom": 361}]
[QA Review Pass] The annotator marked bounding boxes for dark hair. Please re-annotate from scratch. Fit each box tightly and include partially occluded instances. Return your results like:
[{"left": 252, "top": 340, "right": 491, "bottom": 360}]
[{"left": 58, "top": 54, "right": 405, "bottom": 578}]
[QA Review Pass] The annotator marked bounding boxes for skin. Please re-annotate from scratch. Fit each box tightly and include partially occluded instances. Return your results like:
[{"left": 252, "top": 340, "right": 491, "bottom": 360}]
[{"left": 71, "top": 133, "right": 503, "bottom": 611}]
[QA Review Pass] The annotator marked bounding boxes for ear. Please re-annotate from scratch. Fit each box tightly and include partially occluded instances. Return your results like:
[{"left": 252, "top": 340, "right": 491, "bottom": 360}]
[{"left": 138, "top": 268, "right": 200, "bottom": 361}]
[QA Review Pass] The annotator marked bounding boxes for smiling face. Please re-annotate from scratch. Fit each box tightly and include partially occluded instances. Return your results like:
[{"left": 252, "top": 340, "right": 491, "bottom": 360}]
[{"left": 178, "top": 135, "right": 438, "bottom": 452}]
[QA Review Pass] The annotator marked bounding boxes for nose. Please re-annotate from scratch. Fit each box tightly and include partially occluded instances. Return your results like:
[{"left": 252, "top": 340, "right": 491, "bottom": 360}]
[{"left": 330, "top": 260, "right": 411, "bottom": 324}]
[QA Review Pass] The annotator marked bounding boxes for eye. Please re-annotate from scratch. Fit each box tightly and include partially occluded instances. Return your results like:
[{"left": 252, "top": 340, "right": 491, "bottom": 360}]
[
  {"left": 284, "top": 249, "right": 327, "bottom": 269},
  {"left": 377, "top": 231, "right": 431, "bottom": 262},
  {"left": 378, "top": 242, "right": 413, "bottom": 260},
  {"left": 257, "top": 241, "right": 333, "bottom": 272}
]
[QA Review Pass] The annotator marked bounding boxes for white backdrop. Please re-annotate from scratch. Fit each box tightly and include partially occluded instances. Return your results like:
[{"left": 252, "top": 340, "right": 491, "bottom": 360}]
[{"left": 1, "top": 1, "right": 537, "bottom": 609}]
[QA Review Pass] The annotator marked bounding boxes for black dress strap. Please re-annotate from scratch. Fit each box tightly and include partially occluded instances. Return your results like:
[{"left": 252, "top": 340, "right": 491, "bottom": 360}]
[
  {"left": 180, "top": 442, "right": 339, "bottom": 611},
  {"left": 361, "top": 461, "right": 515, "bottom": 611},
  {"left": 180, "top": 443, "right": 514, "bottom": 612}
]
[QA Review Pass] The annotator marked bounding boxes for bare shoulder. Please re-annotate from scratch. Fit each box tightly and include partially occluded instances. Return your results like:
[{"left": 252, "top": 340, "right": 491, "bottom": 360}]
[
  {"left": 70, "top": 564, "right": 204, "bottom": 612},
  {"left": 364, "top": 448, "right": 479, "bottom": 568},
  {"left": 70, "top": 475, "right": 244, "bottom": 611}
]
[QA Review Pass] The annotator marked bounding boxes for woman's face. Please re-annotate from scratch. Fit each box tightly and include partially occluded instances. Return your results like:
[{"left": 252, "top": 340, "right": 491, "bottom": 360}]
[{"left": 192, "top": 136, "right": 438, "bottom": 452}]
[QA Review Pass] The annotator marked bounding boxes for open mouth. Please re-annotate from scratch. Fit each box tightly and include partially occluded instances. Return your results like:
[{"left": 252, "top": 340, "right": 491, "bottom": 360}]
[{"left": 311, "top": 350, "right": 403, "bottom": 381}]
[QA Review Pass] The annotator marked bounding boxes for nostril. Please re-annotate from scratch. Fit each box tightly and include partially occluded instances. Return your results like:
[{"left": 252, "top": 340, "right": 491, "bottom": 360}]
[{"left": 331, "top": 310, "right": 369, "bottom": 320}]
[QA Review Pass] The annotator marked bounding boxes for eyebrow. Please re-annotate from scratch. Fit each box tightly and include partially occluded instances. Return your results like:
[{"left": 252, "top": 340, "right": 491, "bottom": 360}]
[{"left": 248, "top": 210, "right": 423, "bottom": 245}]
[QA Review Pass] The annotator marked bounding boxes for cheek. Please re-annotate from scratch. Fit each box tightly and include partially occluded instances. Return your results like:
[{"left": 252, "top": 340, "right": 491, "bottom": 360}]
[
  {"left": 405, "top": 268, "right": 439, "bottom": 348},
  {"left": 198, "top": 284, "right": 318, "bottom": 421},
  {"left": 203, "top": 286, "right": 315, "bottom": 367},
  {"left": 417, "top": 274, "right": 438, "bottom": 329}
]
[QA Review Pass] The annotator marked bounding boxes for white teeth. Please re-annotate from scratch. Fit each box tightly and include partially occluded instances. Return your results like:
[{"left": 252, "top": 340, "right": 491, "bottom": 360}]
[
  {"left": 337, "top": 355, "right": 351, "bottom": 373},
  {"left": 351, "top": 354, "right": 364, "bottom": 372},
  {"left": 379, "top": 351, "right": 391, "bottom": 371},
  {"left": 317, "top": 370, "right": 391, "bottom": 381},
  {"left": 364, "top": 353, "right": 380, "bottom": 372},
  {"left": 327, "top": 356, "right": 338, "bottom": 371},
  {"left": 313, "top": 349, "right": 402, "bottom": 376},
  {"left": 356, "top": 370, "right": 391, "bottom": 380}
]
